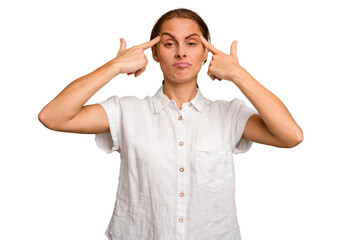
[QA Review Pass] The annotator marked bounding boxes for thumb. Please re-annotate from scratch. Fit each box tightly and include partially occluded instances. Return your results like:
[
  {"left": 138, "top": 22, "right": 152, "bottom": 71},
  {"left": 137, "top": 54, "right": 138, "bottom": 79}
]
[
  {"left": 117, "top": 38, "right": 127, "bottom": 56},
  {"left": 230, "top": 40, "right": 238, "bottom": 56},
  {"left": 120, "top": 38, "right": 127, "bottom": 51}
]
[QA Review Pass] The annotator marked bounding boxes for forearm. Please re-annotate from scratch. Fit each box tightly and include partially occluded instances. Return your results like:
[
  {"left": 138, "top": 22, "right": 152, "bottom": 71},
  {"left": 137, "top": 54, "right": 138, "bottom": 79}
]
[
  {"left": 232, "top": 67, "right": 303, "bottom": 144},
  {"left": 39, "top": 59, "right": 120, "bottom": 125}
]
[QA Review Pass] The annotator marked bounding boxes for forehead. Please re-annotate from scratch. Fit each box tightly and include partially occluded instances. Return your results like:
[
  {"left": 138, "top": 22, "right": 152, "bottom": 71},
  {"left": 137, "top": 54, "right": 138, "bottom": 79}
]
[{"left": 159, "top": 18, "right": 202, "bottom": 38}]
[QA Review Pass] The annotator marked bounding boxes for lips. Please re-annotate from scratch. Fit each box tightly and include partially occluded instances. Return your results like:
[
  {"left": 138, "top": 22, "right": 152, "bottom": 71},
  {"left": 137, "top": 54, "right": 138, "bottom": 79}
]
[{"left": 173, "top": 61, "right": 191, "bottom": 68}]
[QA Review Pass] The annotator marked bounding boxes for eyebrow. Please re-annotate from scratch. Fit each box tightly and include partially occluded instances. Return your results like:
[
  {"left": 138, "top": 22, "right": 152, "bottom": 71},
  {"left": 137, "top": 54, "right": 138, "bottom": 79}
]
[{"left": 160, "top": 32, "right": 200, "bottom": 40}]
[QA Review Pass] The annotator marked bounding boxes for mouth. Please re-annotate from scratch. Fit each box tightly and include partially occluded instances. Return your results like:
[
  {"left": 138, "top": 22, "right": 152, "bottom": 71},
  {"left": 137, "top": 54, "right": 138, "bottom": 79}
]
[{"left": 173, "top": 61, "right": 191, "bottom": 68}]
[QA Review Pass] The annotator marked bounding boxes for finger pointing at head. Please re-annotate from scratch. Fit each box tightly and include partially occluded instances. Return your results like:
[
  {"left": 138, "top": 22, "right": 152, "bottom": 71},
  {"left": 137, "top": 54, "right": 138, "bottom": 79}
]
[
  {"left": 138, "top": 36, "right": 161, "bottom": 50},
  {"left": 200, "top": 36, "right": 222, "bottom": 55}
]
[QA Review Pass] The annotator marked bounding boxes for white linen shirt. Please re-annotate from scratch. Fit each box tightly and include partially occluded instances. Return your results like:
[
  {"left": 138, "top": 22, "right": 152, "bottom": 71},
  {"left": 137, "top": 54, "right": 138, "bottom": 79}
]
[{"left": 95, "top": 83, "right": 258, "bottom": 240}]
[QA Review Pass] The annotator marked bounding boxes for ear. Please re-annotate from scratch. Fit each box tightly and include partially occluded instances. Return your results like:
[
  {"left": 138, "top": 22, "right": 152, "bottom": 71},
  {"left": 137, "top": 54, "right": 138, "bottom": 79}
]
[
  {"left": 152, "top": 46, "right": 159, "bottom": 62},
  {"left": 202, "top": 47, "right": 209, "bottom": 63}
]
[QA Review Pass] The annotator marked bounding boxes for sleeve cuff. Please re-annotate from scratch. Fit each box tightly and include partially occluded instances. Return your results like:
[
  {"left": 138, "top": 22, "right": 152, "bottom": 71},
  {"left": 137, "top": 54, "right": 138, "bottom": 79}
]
[
  {"left": 94, "top": 96, "right": 121, "bottom": 154},
  {"left": 232, "top": 106, "right": 258, "bottom": 154}
]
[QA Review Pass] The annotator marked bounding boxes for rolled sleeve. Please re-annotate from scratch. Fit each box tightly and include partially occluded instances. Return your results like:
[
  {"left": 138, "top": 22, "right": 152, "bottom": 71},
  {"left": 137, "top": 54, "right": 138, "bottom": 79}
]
[
  {"left": 94, "top": 95, "right": 122, "bottom": 154},
  {"left": 229, "top": 98, "right": 258, "bottom": 154}
]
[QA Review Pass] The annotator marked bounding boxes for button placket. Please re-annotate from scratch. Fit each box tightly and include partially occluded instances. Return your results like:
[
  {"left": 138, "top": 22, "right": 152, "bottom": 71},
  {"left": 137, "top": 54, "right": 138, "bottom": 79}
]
[{"left": 176, "top": 112, "right": 186, "bottom": 239}]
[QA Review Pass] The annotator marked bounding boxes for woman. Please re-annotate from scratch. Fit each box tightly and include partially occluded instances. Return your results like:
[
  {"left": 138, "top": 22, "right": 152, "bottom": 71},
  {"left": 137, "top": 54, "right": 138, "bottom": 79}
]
[{"left": 38, "top": 8, "right": 303, "bottom": 240}]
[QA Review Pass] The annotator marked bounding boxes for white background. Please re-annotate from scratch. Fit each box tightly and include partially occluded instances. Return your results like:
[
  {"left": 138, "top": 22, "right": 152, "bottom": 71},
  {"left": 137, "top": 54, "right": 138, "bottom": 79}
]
[{"left": 1, "top": 0, "right": 359, "bottom": 239}]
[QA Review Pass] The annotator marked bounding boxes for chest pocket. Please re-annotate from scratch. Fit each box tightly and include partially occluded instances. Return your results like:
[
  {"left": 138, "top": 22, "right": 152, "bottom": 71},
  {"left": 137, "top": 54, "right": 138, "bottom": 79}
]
[{"left": 196, "top": 145, "right": 233, "bottom": 192}]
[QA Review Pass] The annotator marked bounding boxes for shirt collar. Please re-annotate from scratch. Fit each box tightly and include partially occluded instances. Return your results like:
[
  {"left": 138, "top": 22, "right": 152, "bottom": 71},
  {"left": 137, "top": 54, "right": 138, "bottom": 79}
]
[{"left": 153, "top": 83, "right": 205, "bottom": 114}]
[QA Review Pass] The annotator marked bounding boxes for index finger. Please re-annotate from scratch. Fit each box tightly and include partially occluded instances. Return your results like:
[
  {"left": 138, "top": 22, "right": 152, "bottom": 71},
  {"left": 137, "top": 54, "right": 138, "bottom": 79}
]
[
  {"left": 200, "top": 36, "right": 222, "bottom": 55},
  {"left": 138, "top": 36, "right": 161, "bottom": 50}
]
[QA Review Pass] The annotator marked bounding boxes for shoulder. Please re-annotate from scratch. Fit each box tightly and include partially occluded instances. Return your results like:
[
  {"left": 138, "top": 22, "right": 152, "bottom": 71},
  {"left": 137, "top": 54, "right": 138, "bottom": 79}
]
[
  {"left": 99, "top": 95, "right": 148, "bottom": 112},
  {"left": 120, "top": 95, "right": 153, "bottom": 109},
  {"left": 207, "top": 98, "right": 245, "bottom": 110},
  {"left": 211, "top": 98, "right": 257, "bottom": 121},
  {"left": 106, "top": 95, "right": 146, "bottom": 104}
]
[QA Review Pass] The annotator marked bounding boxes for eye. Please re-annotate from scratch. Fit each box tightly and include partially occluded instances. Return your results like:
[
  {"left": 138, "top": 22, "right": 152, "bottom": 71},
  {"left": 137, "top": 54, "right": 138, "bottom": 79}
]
[{"left": 164, "top": 42, "right": 197, "bottom": 47}]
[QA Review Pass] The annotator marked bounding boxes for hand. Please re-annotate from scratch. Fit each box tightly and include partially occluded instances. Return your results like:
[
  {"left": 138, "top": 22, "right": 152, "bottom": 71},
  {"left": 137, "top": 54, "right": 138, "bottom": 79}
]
[
  {"left": 114, "top": 36, "right": 160, "bottom": 77},
  {"left": 200, "top": 36, "right": 242, "bottom": 82}
]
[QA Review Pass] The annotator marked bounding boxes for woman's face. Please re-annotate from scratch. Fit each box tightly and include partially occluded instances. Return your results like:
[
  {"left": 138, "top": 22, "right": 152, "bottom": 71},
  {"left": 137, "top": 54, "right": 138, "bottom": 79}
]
[{"left": 152, "top": 18, "right": 208, "bottom": 85}]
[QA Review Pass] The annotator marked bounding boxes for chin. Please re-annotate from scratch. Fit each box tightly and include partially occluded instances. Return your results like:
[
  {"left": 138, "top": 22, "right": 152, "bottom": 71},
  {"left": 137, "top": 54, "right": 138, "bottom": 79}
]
[{"left": 168, "top": 71, "right": 198, "bottom": 82}]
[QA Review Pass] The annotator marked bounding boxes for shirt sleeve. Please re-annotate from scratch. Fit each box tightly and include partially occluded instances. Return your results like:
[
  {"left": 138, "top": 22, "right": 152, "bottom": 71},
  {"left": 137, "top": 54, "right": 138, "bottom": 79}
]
[
  {"left": 94, "top": 95, "right": 123, "bottom": 154},
  {"left": 229, "top": 98, "right": 258, "bottom": 154}
]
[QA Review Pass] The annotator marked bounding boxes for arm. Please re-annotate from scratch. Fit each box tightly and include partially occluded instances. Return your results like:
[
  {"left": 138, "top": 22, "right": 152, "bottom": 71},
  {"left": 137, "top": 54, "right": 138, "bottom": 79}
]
[
  {"left": 232, "top": 68, "right": 303, "bottom": 148},
  {"left": 200, "top": 36, "right": 303, "bottom": 148},
  {"left": 38, "top": 60, "right": 118, "bottom": 133},
  {"left": 38, "top": 36, "right": 160, "bottom": 134}
]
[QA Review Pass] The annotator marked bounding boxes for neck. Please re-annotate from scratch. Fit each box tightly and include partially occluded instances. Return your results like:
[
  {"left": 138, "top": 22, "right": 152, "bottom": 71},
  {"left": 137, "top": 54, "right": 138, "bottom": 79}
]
[{"left": 162, "top": 80, "right": 198, "bottom": 110}]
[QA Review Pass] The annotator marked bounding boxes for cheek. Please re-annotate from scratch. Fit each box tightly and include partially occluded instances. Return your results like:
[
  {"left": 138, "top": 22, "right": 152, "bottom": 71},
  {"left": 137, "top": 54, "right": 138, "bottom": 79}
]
[
  {"left": 192, "top": 48, "right": 205, "bottom": 62},
  {"left": 157, "top": 47, "right": 172, "bottom": 61}
]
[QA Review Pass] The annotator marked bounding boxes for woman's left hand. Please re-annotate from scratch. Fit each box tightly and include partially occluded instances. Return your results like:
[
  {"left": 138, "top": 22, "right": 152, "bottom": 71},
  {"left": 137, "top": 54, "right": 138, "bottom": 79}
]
[{"left": 200, "top": 36, "right": 244, "bottom": 82}]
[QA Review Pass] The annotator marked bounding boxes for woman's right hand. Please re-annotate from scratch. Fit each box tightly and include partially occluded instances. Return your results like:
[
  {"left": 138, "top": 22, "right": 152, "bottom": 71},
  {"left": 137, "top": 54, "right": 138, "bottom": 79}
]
[{"left": 113, "top": 36, "right": 161, "bottom": 77}]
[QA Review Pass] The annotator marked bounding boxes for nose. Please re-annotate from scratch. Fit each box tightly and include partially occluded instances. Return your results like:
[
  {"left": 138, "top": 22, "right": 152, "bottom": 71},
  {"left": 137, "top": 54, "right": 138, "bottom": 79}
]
[{"left": 176, "top": 44, "right": 186, "bottom": 58}]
